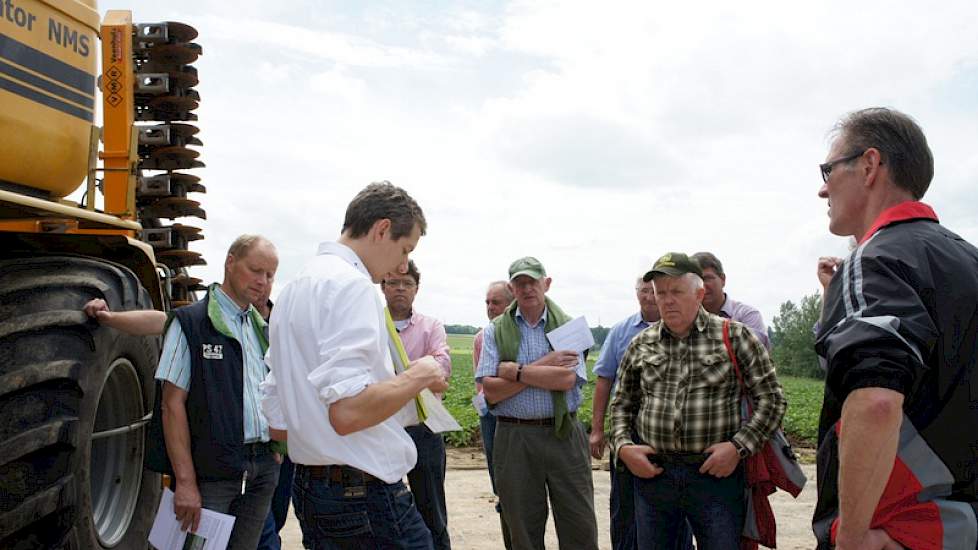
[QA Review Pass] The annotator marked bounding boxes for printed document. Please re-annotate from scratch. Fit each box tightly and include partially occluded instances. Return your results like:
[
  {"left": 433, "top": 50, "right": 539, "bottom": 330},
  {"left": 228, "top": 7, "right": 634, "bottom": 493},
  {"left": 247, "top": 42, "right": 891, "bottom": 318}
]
[
  {"left": 546, "top": 316, "right": 594, "bottom": 354},
  {"left": 149, "top": 488, "right": 235, "bottom": 550}
]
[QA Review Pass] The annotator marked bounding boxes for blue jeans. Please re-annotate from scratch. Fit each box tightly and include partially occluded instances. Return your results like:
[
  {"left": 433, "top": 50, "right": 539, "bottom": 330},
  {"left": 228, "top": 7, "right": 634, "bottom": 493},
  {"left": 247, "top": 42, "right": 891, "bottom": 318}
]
[
  {"left": 633, "top": 462, "right": 745, "bottom": 550},
  {"left": 257, "top": 456, "right": 296, "bottom": 550},
  {"left": 612, "top": 466, "right": 696, "bottom": 550},
  {"left": 405, "top": 424, "right": 451, "bottom": 550},
  {"left": 292, "top": 465, "right": 433, "bottom": 550},
  {"left": 196, "top": 445, "right": 280, "bottom": 550}
]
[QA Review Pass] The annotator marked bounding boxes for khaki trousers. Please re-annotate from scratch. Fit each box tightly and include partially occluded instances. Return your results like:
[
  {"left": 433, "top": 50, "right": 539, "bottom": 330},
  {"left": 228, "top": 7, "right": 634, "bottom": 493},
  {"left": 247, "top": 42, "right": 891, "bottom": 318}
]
[{"left": 493, "top": 419, "right": 598, "bottom": 550}]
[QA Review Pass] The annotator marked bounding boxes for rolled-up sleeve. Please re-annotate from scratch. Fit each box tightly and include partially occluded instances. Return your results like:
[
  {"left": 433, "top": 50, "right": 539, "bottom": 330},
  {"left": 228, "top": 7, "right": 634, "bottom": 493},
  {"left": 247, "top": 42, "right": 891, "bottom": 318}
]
[
  {"left": 306, "top": 280, "right": 383, "bottom": 406},
  {"left": 475, "top": 324, "right": 499, "bottom": 382},
  {"left": 260, "top": 367, "right": 286, "bottom": 430}
]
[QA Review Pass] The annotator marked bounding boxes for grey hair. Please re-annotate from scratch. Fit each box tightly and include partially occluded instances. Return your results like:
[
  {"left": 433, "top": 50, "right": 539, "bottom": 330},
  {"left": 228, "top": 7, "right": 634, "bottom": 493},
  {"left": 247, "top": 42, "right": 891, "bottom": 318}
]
[
  {"left": 684, "top": 272, "right": 704, "bottom": 291},
  {"left": 488, "top": 280, "right": 513, "bottom": 301}
]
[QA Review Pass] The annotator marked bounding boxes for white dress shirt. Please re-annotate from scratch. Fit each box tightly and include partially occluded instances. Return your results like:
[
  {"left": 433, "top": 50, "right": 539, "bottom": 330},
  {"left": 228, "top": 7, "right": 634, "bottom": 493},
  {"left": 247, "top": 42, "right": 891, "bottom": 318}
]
[{"left": 260, "top": 241, "right": 417, "bottom": 483}]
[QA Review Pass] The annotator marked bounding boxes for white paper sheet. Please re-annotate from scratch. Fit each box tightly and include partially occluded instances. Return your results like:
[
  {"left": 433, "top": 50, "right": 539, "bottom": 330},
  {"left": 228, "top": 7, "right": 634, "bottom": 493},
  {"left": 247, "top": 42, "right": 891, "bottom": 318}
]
[
  {"left": 546, "top": 316, "right": 594, "bottom": 353},
  {"left": 471, "top": 391, "right": 489, "bottom": 416},
  {"left": 421, "top": 388, "right": 463, "bottom": 433},
  {"left": 149, "top": 488, "right": 235, "bottom": 550}
]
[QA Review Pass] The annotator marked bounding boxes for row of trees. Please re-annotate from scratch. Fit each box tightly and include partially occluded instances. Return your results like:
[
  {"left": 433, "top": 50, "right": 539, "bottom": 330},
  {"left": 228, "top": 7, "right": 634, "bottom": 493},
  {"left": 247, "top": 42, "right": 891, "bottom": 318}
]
[{"left": 769, "top": 292, "right": 823, "bottom": 379}]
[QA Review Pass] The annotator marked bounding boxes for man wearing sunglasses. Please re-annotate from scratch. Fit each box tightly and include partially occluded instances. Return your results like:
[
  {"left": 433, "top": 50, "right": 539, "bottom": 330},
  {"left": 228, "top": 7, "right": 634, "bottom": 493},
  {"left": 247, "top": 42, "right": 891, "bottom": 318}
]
[{"left": 813, "top": 108, "right": 978, "bottom": 550}]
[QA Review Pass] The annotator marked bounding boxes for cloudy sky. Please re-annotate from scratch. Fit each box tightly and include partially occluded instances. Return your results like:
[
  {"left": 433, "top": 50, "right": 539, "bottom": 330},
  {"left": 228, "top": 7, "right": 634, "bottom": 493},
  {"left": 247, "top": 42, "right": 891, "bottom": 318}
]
[{"left": 102, "top": 0, "right": 978, "bottom": 330}]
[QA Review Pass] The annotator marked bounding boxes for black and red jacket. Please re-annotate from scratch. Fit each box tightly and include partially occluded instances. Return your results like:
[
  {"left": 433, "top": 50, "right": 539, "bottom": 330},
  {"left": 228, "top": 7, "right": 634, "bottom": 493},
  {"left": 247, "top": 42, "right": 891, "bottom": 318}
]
[{"left": 814, "top": 201, "right": 978, "bottom": 550}]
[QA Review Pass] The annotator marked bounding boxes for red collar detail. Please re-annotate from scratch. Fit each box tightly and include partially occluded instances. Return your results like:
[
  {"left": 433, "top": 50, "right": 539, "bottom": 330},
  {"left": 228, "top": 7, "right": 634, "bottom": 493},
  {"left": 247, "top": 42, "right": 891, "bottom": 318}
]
[{"left": 859, "top": 201, "right": 938, "bottom": 244}]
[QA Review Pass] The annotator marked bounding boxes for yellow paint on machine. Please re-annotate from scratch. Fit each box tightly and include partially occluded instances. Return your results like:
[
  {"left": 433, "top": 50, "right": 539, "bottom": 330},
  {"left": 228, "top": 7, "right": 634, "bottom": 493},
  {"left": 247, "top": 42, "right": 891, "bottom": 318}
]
[{"left": 0, "top": 0, "right": 98, "bottom": 198}]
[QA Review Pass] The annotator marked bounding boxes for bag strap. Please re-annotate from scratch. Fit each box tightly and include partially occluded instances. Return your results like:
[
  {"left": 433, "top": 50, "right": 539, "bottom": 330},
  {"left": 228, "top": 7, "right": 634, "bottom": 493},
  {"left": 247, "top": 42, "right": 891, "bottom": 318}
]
[{"left": 722, "top": 319, "right": 754, "bottom": 416}]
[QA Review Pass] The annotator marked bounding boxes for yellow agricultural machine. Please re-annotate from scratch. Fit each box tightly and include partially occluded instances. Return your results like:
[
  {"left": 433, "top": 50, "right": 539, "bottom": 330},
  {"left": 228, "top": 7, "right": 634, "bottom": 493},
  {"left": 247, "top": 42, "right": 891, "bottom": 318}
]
[{"left": 0, "top": 1, "right": 205, "bottom": 547}]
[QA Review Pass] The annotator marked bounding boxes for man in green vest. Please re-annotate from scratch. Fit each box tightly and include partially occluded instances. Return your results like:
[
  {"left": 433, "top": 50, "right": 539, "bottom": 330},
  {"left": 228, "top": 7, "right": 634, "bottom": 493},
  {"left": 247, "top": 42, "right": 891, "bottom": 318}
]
[{"left": 475, "top": 256, "right": 598, "bottom": 550}]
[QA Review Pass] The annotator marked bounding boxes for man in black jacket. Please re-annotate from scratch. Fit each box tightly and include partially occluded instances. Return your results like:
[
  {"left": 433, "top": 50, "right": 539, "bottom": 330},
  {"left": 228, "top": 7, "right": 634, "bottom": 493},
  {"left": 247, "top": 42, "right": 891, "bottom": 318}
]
[{"left": 814, "top": 108, "right": 978, "bottom": 550}]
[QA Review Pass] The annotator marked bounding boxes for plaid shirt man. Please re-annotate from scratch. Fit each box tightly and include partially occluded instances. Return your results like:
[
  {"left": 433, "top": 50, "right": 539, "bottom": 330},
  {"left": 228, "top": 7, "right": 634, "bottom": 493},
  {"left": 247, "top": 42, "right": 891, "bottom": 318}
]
[{"left": 610, "top": 307, "right": 786, "bottom": 456}]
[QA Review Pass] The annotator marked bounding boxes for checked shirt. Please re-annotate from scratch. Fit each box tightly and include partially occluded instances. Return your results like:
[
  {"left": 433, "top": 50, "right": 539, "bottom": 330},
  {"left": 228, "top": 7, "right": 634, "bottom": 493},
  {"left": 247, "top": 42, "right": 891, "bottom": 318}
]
[{"left": 610, "top": 308, "right": 786, "bottom": 455}]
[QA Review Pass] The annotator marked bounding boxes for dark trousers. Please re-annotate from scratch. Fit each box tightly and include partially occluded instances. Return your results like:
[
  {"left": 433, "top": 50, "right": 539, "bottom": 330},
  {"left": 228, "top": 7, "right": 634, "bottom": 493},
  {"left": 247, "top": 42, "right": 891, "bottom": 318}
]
[
  {"left": 494, "top": 420, "right": 598, "bottom": 550},
  {"left": 609, "top": 464, "right": 637, "bottom": 550},
  {"left": 257, "top": 455, "right": 296, "bottom": 550},
  {"left": 633, "top": 462, "right": 745, "bottom": 550},
  {"left": 292, "top": 465, "right": 433, "bottom": 550},
  {"left": 406, "top": 424, "right": 451, "bottom": 550},
  {"left": 196, "top": 446, "right": 280, "bottom": 550},
  {"left": 479, "top": 412, "right": 513, "bottom": 549}
]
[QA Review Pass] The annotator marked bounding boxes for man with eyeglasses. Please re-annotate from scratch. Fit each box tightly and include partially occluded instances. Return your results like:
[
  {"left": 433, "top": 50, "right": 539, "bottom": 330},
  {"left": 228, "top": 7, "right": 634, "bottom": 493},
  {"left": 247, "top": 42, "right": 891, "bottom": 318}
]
[
  {"left": 813, "top": 108, "right": 978, "bottom": 550},
  {"left": 691, "top": 252, "right": 770, "bottom": 350},
  {"left": 381, "top": 260, "right": 453, "bottom": 550},
  {"left": 591, "top": 276, "right": 692, "bottom": 550}
]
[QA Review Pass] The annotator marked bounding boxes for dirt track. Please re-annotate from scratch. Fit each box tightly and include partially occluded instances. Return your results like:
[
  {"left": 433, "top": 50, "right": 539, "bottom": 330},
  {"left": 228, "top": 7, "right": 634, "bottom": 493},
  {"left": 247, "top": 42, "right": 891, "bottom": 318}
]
[{"left": 280, "top": 448, "right": 819, "bottom": 549}]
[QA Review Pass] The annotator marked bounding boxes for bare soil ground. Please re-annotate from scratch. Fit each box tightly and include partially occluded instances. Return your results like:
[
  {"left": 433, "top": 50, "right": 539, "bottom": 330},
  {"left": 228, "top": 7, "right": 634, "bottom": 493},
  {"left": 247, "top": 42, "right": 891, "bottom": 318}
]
[{"left": 280, "top": 448, "right": 819, "bottom": 549}]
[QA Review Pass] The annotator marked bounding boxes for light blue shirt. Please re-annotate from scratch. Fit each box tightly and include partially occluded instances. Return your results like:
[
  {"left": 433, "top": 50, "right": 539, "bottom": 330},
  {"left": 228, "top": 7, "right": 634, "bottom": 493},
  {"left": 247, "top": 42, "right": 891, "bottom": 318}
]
[
  {"left": 475, "top": 306, "right": 587, "bottom": 419},
  {"left": 157, "top": 285, "right": 269, "bottom": 443},
  {"left": 593, "top": 312, "right": 651, "bottom": 383}
]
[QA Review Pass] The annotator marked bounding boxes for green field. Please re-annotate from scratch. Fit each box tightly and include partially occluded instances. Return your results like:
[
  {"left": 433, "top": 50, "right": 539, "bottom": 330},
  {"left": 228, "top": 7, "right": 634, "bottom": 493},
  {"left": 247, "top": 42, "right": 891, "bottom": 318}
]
[{"left": 442, "top": 333, "right": 823, "bottom": 448}]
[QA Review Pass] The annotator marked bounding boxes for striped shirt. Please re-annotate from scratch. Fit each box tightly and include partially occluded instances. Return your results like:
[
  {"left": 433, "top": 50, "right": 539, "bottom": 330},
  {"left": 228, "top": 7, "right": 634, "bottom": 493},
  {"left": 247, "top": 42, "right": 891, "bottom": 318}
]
[
  {"left": 157, "top": 285, "right": 269, "bottom": 443},
  {"left": 610, "top": 307, "right": 785, "bottom": 455},
  {"left": 475, "top": 306, "right": 587, "bottom": 419}
]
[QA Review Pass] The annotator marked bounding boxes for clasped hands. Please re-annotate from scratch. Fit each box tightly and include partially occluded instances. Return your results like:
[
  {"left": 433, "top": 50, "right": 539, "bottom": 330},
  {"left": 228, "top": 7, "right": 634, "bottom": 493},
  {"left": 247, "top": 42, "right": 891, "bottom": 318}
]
[{"left": 617, "top": 441, "right": 741, "bottom": 479}]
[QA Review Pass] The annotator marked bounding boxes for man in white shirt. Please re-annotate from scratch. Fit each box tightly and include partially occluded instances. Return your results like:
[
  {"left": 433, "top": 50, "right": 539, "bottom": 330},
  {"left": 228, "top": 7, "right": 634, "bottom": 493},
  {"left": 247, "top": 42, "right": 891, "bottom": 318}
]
[{"left": 261, "top": 181, "right": 448, "bottom": 549}]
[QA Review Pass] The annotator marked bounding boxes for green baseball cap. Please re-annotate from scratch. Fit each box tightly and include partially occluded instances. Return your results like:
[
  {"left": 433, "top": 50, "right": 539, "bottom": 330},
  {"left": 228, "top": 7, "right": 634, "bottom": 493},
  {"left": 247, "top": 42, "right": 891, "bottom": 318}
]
[
  {"left": 508, "top": 256, "right": 547, "bottom": 280},
  {"left": 643, "top": 252, "right": 703, "bottom": 281}
]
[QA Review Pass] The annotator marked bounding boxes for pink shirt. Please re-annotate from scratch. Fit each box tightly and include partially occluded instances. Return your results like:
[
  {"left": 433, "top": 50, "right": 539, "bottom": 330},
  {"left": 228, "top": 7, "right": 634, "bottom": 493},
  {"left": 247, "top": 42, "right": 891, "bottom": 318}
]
[
  {"left": 473, "top": 328, "right": 485, "bottom": 392},
  {"left": 397, "top": 311, "right": 451, "bottom": 378}
]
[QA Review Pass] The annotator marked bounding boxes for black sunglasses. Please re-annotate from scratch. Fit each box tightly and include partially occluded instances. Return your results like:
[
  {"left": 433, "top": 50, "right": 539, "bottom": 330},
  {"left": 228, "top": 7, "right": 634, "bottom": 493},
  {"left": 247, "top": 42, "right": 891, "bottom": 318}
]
[{"left": 819, "top": 150, "right": 868, "bottom": 183}]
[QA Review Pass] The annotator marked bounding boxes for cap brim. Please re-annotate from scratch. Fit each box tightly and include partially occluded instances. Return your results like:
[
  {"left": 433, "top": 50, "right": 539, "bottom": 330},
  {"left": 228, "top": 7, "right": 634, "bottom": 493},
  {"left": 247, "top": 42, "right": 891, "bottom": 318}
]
[
  {"left": 510, "top": 269, "right": 544, "bottom": 281},
  {"left": 643, "top": 267, "right": 686, "bottom": 281}
]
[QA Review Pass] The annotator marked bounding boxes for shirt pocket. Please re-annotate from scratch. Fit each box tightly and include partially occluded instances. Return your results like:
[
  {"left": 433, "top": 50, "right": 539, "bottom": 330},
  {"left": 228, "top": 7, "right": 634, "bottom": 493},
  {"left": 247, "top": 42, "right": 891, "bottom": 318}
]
[
  {"left": 639, "top": 353, "right": 669, "bottom": 395},
  {"left": 696, "top": 351, "right": 734, "bottom": 388}
]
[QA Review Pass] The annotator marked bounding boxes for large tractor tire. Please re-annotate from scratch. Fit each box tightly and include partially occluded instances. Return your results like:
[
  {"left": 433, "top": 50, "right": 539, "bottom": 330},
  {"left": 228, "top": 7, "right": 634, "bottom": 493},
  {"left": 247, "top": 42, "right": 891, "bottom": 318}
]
[{"left": 0, "top": 256, "right": 162, "bottom": 549}]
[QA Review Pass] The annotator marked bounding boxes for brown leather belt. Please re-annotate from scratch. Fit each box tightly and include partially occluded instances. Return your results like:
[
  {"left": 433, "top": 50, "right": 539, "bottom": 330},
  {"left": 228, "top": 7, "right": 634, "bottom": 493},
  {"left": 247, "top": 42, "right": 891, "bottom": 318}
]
[
  {"left": 496, "top": 412, "right": 576, "bottom": 426},
  {"left": 300, "top": 464, "right": 381, "bottom": 486}
]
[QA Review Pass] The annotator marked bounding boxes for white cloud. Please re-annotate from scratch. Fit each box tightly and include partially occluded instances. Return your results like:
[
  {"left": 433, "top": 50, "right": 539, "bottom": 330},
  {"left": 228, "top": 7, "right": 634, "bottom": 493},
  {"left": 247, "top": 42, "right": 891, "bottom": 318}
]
[{"left": 100, "top": 0, "right": 978, "bottom": 332}]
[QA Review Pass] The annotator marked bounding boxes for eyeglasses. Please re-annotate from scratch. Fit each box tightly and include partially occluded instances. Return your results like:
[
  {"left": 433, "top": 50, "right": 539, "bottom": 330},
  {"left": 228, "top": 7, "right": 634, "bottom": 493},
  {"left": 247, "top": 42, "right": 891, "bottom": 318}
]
[
  {"left": 819, "top": 150, "right": 867, "bottom": 183},
  {"left": 383, "top": 280, "right": 416, "bottom": 290}
]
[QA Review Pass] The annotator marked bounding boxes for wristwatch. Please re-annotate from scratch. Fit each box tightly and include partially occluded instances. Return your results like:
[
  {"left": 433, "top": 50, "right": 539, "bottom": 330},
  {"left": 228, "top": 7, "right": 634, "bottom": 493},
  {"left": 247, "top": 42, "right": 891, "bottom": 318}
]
[{"left": 732, "top": 439, "right": 750, "bottom": 459}]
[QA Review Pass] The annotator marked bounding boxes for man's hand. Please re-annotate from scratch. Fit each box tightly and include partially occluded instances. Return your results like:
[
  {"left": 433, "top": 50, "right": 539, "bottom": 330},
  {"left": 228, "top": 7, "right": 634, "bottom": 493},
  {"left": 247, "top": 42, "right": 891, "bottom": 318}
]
[
  {"left": 588, "top": 430, "right": 606, "bottom": 459},
  {"left": 498, "top": 361, "right": 521, "bottom": 381},
  {"left": 617, "top": 444, "right": 663, "bottom": 478},
  {"left": 835, "top": 528, "right": 903, "bottom": 550},
  {"left": 532, "top": 350, "right": 579, "bottom": 368},
  {"left": 408, "top": 356, "right": 450, "bottom": 393},
  {"left": 83, "top": 298, "right": 113, "bottom": 324},
  {"left": 700, "top": 442, "right": 740, "bottom": 478},
  {"left": 173, "top": 481, "right": 202, "bottom": 532},
  {"left": 817, "top": 256, "right": 843, "bottom": 291}
]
